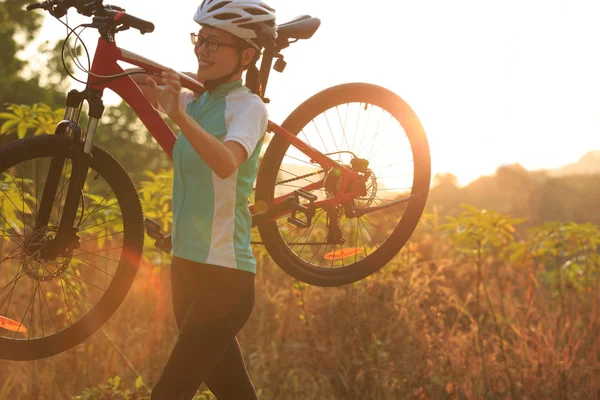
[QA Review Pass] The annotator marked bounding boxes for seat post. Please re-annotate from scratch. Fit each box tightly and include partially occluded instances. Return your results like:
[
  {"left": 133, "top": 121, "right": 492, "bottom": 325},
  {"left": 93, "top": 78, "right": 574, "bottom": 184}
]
[{"left": 258, "top": 47, "right": 275, "bottom": 101}]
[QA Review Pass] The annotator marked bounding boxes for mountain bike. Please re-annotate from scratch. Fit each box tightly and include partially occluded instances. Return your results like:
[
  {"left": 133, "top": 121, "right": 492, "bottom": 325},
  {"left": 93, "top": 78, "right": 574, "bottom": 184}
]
[{"left": 0, "top": 0, "right": 431, "bottom": 361}]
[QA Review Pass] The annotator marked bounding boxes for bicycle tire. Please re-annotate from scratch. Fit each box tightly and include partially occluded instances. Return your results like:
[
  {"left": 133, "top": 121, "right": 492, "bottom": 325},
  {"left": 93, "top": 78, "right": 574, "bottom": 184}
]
[
  {"left": 0, "top": 134, "right": 144, "bottom": 360},
  {"left": 255, "top": 83, "right": 431, "bottom": 286}
]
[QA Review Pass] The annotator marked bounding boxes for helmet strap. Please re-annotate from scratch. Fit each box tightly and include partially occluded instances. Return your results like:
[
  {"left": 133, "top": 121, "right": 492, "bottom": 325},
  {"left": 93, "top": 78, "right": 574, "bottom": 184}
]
[{"left": 203, "top": 51, "right": 245, "bottom": 92}]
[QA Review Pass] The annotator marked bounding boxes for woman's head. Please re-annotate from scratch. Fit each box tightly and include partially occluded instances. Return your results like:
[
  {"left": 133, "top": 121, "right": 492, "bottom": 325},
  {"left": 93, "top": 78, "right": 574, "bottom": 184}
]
[
  {"left": 191, "top": 26, "right": 257, "bottom": 82},
  {"left": 192, "top": 0, "right": 277, "bottom": 88}
]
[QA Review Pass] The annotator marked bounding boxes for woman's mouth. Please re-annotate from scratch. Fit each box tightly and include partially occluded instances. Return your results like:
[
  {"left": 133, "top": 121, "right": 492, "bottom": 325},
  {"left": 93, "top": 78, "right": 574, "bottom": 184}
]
[{"left": 198, "top": 60, "right": 214, "bottom": 68}]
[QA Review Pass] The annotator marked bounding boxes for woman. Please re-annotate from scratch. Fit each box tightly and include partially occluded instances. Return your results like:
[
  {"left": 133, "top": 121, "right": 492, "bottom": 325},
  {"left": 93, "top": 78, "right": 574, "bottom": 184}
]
[{"left": 135, "top": 1, "right": 277, "bottom": 398}]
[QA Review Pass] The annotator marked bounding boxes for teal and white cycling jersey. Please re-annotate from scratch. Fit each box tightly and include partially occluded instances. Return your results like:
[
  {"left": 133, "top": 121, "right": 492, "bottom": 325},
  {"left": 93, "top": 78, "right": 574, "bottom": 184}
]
[{"left": 171, "top": 80, "right": 268, "bottom": 274}]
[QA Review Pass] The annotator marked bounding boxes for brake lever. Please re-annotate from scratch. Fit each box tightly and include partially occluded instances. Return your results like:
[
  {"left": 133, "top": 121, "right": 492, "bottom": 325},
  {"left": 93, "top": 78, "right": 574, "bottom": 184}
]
[
  {"left": 26, "top": 2, "right": 49, "bottom": 11},
  {"left": 104, "top": 4, "right": 125, "bottom": 12}
]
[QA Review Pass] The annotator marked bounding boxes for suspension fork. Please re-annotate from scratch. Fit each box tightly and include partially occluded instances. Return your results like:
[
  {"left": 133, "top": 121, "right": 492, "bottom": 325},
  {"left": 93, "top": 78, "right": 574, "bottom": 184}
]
[{"left": 35, "top": 89, "right": 105, "bottom": 255}]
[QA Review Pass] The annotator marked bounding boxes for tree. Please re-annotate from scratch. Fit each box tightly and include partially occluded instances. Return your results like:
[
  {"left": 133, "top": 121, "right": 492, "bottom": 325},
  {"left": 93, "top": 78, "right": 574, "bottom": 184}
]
[{"left": 0, "top": 1, "right": 64, "bottom": 106}]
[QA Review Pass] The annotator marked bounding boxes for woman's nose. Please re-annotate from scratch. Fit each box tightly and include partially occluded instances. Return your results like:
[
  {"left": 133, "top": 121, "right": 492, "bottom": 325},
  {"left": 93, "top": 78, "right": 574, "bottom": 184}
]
[{"left": 194, "top": 42, "right": 208, "bottom": 57}]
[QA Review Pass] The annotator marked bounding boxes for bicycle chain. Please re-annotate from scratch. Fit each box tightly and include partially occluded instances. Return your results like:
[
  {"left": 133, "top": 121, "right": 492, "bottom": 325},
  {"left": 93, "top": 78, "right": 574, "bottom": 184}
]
[
  {"left": 253, "top": 169, "right": 326, "bottom": 191},
  {"left": 251, "top": 168, "right": 326, "bottom": 244},
  {"left": 275, "top": 169, "right": 326, "bottom": 186}
]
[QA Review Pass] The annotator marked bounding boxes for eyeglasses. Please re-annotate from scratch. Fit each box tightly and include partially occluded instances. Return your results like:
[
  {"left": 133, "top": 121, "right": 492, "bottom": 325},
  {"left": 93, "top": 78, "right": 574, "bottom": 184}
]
[{"left": 190, "top": 33, "right": 240, "bottom": 53}]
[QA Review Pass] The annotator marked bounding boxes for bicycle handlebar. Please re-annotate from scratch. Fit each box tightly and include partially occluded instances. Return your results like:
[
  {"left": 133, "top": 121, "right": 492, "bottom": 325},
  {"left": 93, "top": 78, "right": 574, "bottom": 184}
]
[
  {"left": 112, "top": 11, "right": 154, "bottom": 34},
  {"left": 26, "top": 0, "right": 155, "bottom": 34}
]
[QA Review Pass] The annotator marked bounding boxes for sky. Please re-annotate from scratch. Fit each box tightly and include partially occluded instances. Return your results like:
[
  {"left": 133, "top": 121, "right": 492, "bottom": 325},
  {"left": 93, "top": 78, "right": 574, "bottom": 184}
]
[{"left": 21, "top": 0, "right": 600, "bottom": 186}]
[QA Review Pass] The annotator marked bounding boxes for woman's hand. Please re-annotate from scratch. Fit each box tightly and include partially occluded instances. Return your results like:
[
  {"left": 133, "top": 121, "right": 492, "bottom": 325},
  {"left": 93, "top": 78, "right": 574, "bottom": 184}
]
[{"left": 146, "top": 69, "right": 183, "bottom": 121}]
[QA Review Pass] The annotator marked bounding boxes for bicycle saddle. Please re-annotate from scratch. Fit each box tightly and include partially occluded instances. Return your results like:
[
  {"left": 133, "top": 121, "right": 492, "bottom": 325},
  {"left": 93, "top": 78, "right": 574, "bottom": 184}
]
[{"left": 277, "top": 15, "right": 321, "bottom": 41}]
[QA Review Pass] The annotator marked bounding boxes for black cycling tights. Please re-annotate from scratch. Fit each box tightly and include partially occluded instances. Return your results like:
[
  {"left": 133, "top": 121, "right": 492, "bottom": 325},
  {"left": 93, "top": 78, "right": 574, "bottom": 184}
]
[{"left": 151, "top": 256, "right": 258, "bottom": 400}]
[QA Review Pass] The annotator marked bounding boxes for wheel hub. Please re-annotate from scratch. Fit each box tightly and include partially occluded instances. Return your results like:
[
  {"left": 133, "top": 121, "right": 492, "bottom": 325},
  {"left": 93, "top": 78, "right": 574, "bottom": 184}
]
[
  {"left": 323, "top": 158, "right": 378, "bottom": 208},
  {"left": 21, "top": 226, "right": 72, "bottom": 281}
]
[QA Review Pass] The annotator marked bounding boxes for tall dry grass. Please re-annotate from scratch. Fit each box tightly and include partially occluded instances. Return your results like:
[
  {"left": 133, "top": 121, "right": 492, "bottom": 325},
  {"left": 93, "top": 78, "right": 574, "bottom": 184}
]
[{"left": 1, "top": 206, "right": 599, "bottom": 400}]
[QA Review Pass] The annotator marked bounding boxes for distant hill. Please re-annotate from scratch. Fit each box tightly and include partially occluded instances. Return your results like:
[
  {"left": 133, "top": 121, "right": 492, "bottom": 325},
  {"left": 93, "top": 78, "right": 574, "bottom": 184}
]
[
  {"left": 547, "top": 150, "right": 600, "bottom": 176},
  {"left": 425, "top": 150, "right": 600, "bottom": 230}
]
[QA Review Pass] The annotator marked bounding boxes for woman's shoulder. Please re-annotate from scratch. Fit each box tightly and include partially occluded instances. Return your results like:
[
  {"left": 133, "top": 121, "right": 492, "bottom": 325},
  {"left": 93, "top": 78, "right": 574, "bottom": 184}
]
[{"left": 226, "top": 87, "right": 268, "bottom": 115}]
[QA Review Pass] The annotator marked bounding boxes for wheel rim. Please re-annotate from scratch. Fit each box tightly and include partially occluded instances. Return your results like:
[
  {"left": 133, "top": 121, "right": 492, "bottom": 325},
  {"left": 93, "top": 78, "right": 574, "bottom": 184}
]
[
  {"left": 0, "top": 150, "right": 130, "bottom": 342},
  {"left": 269, "top": 101, "right": 419, "bottom": 270}
]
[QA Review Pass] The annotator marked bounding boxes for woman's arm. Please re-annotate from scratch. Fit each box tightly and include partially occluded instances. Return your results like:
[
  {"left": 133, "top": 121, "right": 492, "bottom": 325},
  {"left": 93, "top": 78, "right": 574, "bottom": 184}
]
[
  {"left": 172, "top": 112, "right": 247, "bottom": 179},
  {"left": 146, "top": 69, "right": 246, "bottom": 179}
]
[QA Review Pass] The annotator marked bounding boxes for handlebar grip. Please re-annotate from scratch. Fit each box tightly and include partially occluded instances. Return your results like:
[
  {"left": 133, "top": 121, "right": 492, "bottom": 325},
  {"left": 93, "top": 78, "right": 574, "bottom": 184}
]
[
  {"left": 113, "top": 11, "right": 154, "bottom": 34},
  {"left": 26, "top": 3, "right": 44, "bottom": 11}
]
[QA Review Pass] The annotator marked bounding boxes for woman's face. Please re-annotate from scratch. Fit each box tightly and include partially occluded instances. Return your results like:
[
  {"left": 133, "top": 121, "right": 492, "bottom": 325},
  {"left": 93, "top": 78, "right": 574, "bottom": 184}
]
[{"left": 194, "top": 25, "right": 247, "bottom": 83}]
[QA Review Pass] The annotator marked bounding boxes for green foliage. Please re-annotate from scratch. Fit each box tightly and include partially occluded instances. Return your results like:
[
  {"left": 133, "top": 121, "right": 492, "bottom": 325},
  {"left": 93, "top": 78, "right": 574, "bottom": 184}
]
[
  {"left": 0, "top": 1, "right": 68, "bottom": 108},
  {"left": 138, "top": 170, "right": 173, "bottom": 232},
  {"left": 441, "top": 204, "right": 525, "bottom": 255},
  {"left": 527, "top": 221, "right": 600, "bottom": 294},
  {"left": 0, "top": 103, "right": 64, "bottom": 138},
  {"left": 71, "top": 375, "right": 215, "bottom": 400},
  {"left": 2, "top": 204, "right": 600, "bottom": 399},
  {"left": 71, "top": 375, "right": 149, "bottom": 400},
  {"left": 0, "top": 100, "right": 172, "bottom": 185}
]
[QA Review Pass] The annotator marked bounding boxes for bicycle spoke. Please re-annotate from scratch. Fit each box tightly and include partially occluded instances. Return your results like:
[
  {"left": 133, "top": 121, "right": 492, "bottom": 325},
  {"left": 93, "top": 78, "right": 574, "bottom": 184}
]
[
  {"left": 58, "top": 271, "right": 92, "bottom": 316},
  {"left": 368, "top": 126, "right": 405, "bottom": 164},
  {"left": 282, "top": 154, "right": 316, "bottom": 168},
  {"left": 6, "top": 168, "right": 36, "bottom": 231},
  {"left": 62, "top": 268, "right": 109, "bottom": 293},
  {"left": 311, "top": 119, "right": 330, "bottom": 156},
  {"left": 78, "top": 216, "right": 123, "bottom": 233},
  {"left": 299, "top": 129, "right": 315, "bottom": 151},
  {"left": 73, "top": 246, "right": 123, "bottom": 260},
  {"left": 9, "top": 279, "right": 36, "bottom": 340},
  {"left": 0, "top": 266, "right": 27, "bottom": 310},
  {"left": 79, "top": 230, "right": 124, "bottom": 244},
  {"left": 0, "top": 186, "right": 32, "bottom": 236},
  {"left": 36, "top": 282, "right": 44, "bottom": 338},
  {"left": 323, "top": 110, "right": 340, "bottom": 154},
  {"left": 295, "top": 209, "right": 325, "bottom": 258},
  {"left": 335, "top": 105, "right": 352, "bottom": 153},
  {"left": 362, "top": 107, "right": 386, "bottom": 159},
  {"left": 27, "top": 280, "right": 39, "bottom": 340},
  {"left": 356, "top": 103, "right": 374, "bottom": 157},
  {"left": 357, "top": 218, "right": 368, "bottom": 260},
  {"left": 0, "top": 235, "right": 23, "bottom": 263},
  {"left": 360, "top": 214, "right": 390, "bottom": 243},
  {"left": 38, "top": 283, "right": 58, "bottom": 333},
  {"left": 72, "top": 256, "right": 116, "bottom": 278},
  {"left": 79, "top": 200, "right": 119, "bottom": 226},
  {"left": 58, "top": 274, "right": 73, "bottom": 326}
]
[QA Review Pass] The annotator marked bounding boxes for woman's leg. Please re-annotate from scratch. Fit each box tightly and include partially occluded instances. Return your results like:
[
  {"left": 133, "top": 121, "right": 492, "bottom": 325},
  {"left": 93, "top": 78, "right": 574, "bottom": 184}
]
[
  {"left": 204, "top": 336, "right": 258, "bottom": 400},
  {"left": 151, "top": 258, "right": 256, "bottom": 400}
]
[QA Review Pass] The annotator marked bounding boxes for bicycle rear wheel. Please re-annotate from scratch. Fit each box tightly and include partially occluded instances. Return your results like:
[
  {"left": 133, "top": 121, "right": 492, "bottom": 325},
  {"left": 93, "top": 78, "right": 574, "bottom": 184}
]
[
  {"left": 255, "top": 83, "right": 431, "bottom": 286},
  {"left": 0, "top": 134, "right": 144, "bottom": 360}
]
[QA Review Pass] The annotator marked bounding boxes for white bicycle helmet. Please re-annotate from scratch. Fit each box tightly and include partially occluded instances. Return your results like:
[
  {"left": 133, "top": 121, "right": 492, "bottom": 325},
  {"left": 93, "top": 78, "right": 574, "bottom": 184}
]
[{"left": 193, "top": 0, "right": 278, "bottom": 49}]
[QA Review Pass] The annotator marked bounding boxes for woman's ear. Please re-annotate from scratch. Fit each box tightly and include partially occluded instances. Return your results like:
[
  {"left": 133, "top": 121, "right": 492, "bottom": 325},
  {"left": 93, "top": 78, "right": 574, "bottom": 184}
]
[{"left": 242, "top": 47, "right": 257, "bottom": 69}]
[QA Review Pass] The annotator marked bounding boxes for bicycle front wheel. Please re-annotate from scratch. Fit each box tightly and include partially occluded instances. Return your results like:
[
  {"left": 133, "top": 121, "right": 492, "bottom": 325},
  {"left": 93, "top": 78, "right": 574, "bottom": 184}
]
[
  {"left": 0, "top": 134, "right": 144, "bottom": 360},
  {"left": 255, "top": 83, "right": 431, "bottom": 286}
]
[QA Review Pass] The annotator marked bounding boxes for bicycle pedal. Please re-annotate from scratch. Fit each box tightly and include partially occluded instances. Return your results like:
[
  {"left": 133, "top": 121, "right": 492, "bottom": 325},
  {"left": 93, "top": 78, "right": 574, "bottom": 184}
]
[
  {"left": 144, "top": 218, "right": 162, "bottom": 240},
  {"left": 287, "top": 189, "right": 317, "bottom": 228},
  {"left": 155, "top": 234, "right": 172, "bottom": 254}
]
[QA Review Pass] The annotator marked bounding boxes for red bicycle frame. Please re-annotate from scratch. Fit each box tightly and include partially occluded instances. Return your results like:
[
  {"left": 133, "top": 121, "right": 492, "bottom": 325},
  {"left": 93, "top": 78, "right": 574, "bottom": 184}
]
[{"left": 84, "top": 37, "right": 362, "bottom": 218}]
